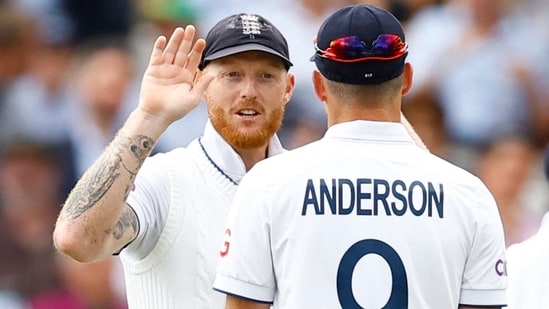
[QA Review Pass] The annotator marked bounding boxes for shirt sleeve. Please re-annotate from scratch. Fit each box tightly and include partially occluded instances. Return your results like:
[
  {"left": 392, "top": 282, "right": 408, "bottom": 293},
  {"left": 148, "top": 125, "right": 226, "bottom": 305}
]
[
  {"left": 459, "top": 183, "right": 507, "bottom": 307},
  {"left": 213, "top": 171, "right": 276, "bottom": 304},
  {"left": 121, "top": 155, "right": 171, "bottom": 261}
]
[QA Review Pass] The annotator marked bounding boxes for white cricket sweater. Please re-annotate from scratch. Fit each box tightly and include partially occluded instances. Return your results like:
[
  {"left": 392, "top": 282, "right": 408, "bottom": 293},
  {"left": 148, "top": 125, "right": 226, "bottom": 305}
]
[{"left": 120, "top": 121, "right": 284, "bottom": 308}]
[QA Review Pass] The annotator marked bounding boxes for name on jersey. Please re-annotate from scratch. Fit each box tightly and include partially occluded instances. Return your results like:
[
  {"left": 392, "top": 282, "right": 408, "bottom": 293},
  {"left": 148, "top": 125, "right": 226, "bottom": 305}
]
[{"left": 302, "top": 178, "right": 444, "bottom": 218}]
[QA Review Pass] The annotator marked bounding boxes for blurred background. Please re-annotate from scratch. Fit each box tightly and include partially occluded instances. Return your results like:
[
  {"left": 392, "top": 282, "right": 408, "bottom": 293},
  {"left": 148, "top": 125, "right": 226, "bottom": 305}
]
[{"left": 1, "top": 0, "right": 548, "bottom": 307}]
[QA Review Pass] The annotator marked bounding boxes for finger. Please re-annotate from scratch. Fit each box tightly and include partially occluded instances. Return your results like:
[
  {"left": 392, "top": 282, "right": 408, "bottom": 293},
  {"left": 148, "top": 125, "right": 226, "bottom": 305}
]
[
  {"left": 163, "top": 27, "right": 184, "bottom": 64},
  {"left": 149, "top": 35, "right": 167, "bottom": 66},
  {"left": 185, "top": 38, "right": 206, "bottom": 70},
  {"left": 174, "top": 25, "right": 197, "bottom": 67}
]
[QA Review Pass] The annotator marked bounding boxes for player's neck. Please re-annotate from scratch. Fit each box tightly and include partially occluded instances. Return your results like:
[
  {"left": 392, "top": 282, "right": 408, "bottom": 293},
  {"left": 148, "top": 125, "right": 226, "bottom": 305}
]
[
  {"left": 327, "top": 105, "right": 401, "bottom": 127},
  {"left": 236, "top": 145, "right": 269, "bottom": 171}
]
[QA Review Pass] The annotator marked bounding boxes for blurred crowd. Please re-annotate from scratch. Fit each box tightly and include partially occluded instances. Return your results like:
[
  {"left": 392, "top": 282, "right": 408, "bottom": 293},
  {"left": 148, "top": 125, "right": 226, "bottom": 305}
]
[{"left": 0, "top": 0, "right": 548, "bottom": 308}]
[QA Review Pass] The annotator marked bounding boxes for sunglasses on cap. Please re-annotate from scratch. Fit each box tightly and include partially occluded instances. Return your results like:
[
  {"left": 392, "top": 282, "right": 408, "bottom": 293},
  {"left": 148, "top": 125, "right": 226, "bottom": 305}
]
[{"left": 314, "top": 34, "right": 407, "bottom": 63}]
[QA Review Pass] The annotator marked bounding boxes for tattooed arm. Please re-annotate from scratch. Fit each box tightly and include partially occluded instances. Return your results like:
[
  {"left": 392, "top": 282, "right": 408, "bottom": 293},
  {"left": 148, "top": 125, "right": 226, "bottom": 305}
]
[
  {"left": 53, "top": 26, "right": 214, "bottom": 262},
  {"left": 53, "top": 126, "right": 155, "bottom": 261}
]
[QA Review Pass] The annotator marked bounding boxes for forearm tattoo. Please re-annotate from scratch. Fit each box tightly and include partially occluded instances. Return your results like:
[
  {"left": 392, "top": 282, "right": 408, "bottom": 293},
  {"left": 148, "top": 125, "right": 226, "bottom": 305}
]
[
  {"left": 60, "top": 134, "right": 154, "bottom": 221},
  {"left": 108, "top": 205, "right": 139, "bottom": 240}
]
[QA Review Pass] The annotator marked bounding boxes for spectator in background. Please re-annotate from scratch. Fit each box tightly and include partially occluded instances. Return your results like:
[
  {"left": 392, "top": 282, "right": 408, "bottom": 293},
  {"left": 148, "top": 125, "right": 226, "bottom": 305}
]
[
  {"left": 350, "top": 0, "right": 445, "bottom": 26},
  {"left": 61, "top": 0, "right": 133, "bottom": 44},
  {"left": 402, "top": 87, "right": 449, "bottom": 159},
  {"left": 0, "top": 4, "right": 35, "bottom": 146},
  {"left": 0, "top": 54, "right": 76, "bottom": 197},
  {"left": 29, "top": 253, "right": 127, "bottom": 309},
  {"left": 506, "top": 144, "right": 549, "bottom": 308},
  {"left": 405, "top": 0, "right": 549, "bottom": 170},
  {"left": 0, "top": 4, "right": 31, "bottom": 86},
  {"left": 0, "top": 32, "right": 74, "bottom": 148},
  {"left": 0, "top": 0, "right": 77, "bottom": 196},
  {"left": 1, "top": 0, "right": 72, "bottom": 144},
  {"left": 519, "top": 0, "right": 549, "bottom": 43},
  {"left": 131, "top": 0, "right": 203, "bottom": 73},
  {"left": 0, "top": 141, "right": 128, "bottom": 309},
  {"left": 65, "top": 36, "right": 136, "bottom": 177},
  {"left": 474, "top": 136, "right": 544, "bottom": 247},
  {"left": 0, "top": 141, "right": 65, "bottom": 305}
]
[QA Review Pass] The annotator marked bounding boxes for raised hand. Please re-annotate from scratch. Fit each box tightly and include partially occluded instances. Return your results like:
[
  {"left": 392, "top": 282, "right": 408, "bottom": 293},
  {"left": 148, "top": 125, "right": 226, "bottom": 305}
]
[{"left": 138, "top": 25, "right": 214, "bottom": 127}]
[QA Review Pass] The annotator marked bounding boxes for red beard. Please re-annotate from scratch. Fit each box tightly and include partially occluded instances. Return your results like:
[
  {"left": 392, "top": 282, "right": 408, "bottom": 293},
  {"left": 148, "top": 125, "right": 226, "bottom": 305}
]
[{"left": 209, "top": 100, "right": 285, "bottom": 149}]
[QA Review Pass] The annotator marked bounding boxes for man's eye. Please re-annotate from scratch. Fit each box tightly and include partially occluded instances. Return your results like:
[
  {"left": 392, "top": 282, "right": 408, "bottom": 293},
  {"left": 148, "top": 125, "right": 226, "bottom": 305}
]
[
  {"left": 261, "top": 73, "right": 275, "bottom": 79},
  {"left": 226, "top": 72, "right": 240, "bottom": 77}
]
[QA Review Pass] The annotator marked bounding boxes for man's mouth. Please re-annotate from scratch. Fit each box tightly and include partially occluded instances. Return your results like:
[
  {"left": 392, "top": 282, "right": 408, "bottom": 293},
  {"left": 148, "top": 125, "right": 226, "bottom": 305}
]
[{"left": 237, "top": 109, "right": 259, "bottom": 116}]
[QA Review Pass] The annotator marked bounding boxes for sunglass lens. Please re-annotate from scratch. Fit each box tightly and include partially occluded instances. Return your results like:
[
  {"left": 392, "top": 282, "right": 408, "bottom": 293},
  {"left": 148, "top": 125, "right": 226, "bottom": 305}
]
[
  {"left": 372, "top": 35, "right": 403, "bottom": 56},
  {"left": 331, "top": 37, "right": 366, "bottom": 59}
]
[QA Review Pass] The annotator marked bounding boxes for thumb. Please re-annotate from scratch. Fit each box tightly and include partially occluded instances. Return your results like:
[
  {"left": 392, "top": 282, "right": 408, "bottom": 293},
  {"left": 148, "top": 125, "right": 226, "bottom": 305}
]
[{"left": 191, "top": 72, "right": 215, "bottom": 97}]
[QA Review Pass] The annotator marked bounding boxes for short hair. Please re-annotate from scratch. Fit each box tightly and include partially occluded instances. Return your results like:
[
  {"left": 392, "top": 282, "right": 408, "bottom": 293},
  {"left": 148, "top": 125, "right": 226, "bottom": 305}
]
[{"left": 324, "top": 73, "right": 403, "bottom": 104}]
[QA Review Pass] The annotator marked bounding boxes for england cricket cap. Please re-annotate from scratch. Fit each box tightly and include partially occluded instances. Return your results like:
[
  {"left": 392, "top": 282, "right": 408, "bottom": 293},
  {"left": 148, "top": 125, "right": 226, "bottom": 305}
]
[
  {"left": 199, "top": 13, "right": 292, "bottom": 70},
  {"left": 311, "top": 4, "right": 408, "bottom": 85}
]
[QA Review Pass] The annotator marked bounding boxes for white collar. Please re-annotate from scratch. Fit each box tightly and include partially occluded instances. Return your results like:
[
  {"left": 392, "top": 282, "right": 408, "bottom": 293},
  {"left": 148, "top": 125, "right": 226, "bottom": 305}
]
[
  {"left": 199, "top": 120, "right": 285, "bottom": 183},
  {"left": 324, "top": 120, "right": 416, "bottom": 145}
]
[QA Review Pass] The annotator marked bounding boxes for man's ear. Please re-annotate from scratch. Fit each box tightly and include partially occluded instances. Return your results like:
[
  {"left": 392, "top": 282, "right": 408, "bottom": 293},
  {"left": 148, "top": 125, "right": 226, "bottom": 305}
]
[
  {"left": 283, "top": 73, "right": 296, "bottom": 104},
  {"left": 312, "top": 70, "right": 327, "bottom": 103},
  {"left": 402, "top": 62, "right": 413, "bottom": 96}
]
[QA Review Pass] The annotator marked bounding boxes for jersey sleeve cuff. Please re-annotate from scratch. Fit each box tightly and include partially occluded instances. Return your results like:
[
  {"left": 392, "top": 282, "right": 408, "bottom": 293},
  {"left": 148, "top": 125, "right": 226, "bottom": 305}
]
[
  {"left": 459, "top": 288, "right": 507, "bottom": 307},
  {"left": 213, "top": 273, "right": 274, "bottom": 304}
]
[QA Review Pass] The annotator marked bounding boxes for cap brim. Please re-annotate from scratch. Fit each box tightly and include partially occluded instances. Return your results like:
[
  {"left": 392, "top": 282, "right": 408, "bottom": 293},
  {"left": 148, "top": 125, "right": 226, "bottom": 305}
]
[{"left": 204, "top": 43, "right": 292, "bottom": 68}]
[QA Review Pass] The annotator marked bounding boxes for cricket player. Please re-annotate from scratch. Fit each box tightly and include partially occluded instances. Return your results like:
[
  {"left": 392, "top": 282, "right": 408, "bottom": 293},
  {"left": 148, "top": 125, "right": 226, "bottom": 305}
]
[{"left": 213, "top": 4, "right": 507, "bottom": 309}]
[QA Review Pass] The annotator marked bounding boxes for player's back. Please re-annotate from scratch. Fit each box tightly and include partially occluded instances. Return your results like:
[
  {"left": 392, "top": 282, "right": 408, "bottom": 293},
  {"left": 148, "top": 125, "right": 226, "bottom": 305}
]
[{"left": 244, "top": 121, "right": 506, "bottom": 308}]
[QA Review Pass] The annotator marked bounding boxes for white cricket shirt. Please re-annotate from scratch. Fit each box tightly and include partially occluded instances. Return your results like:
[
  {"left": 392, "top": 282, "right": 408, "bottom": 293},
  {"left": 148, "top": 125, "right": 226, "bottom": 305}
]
[
  {"left": 506, "top": 211, "right": 549, "bottom": 309},
  {"left": 119, "top": 120, "right": 284, "bottom": 308},
  {"left": 214, "top": 120, "right": 507, "bottom": 308}
]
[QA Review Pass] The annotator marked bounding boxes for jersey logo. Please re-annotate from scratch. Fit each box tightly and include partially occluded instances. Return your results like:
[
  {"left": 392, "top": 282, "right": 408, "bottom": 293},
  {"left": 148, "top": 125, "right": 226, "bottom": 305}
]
[
  {"left": 220, "top": 228, "right": 231, "bottom": 257},
  {"left": 495, "top": 259, "right": 507, "bottom": 277}
]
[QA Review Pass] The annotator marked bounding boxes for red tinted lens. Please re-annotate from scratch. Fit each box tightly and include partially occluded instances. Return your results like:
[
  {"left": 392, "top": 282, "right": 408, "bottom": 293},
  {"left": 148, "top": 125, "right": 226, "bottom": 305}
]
[
  {"left": 328, "top": 37, "right": 367, "bottom": 60},
  {"left": 316, "top": 34, "right": 407, "bottom": 62},
  {"left": 371, "top": 34, "right": 406, "bottom": 57}
]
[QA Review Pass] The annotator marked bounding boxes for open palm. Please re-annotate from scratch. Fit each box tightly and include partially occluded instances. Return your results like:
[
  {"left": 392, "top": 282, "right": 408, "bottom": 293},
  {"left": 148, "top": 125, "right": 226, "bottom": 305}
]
[{"left": 138, "top": 26, "right": 214, "bottom": 126}]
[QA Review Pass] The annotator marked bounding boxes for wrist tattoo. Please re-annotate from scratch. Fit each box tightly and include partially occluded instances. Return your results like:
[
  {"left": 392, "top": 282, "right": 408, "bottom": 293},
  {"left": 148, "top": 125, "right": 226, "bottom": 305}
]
[{"left": 118, "top": 135, "right": 155, "bottom": 175}]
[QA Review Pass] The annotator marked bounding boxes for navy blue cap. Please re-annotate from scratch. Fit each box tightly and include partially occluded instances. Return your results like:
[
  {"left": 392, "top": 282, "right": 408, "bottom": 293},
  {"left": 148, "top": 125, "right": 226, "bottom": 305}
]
[
  {"left": 199, "top": 13, "right": 292, "bottom": 70},
  {"left": 312, "top": 4, "right": 407, "bottom": 85}
]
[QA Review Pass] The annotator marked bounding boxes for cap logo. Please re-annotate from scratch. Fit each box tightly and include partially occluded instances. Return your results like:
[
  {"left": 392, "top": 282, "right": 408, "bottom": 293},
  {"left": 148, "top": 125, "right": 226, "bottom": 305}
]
[
  {"left": 240, "top": 14, "right": 261, "bottom": 39},
  {"left": 200, "top": 13, "right": 292, "bottom": 70}
]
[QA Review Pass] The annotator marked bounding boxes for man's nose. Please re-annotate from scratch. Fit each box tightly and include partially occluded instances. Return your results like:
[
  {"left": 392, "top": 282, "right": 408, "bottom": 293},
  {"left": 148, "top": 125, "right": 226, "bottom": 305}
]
[{"left": 240, "top": 77, "right": 258, "bottom": 100}]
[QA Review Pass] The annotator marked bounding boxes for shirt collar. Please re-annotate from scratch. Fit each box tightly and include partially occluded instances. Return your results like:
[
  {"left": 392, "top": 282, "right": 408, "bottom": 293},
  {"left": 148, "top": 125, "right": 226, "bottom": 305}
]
[
  {"left": 199, "top": 120, "right": 285, "bottom": 182},
  {"left": 324, "top": 120, "right": 416, "bottom": 145}
]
